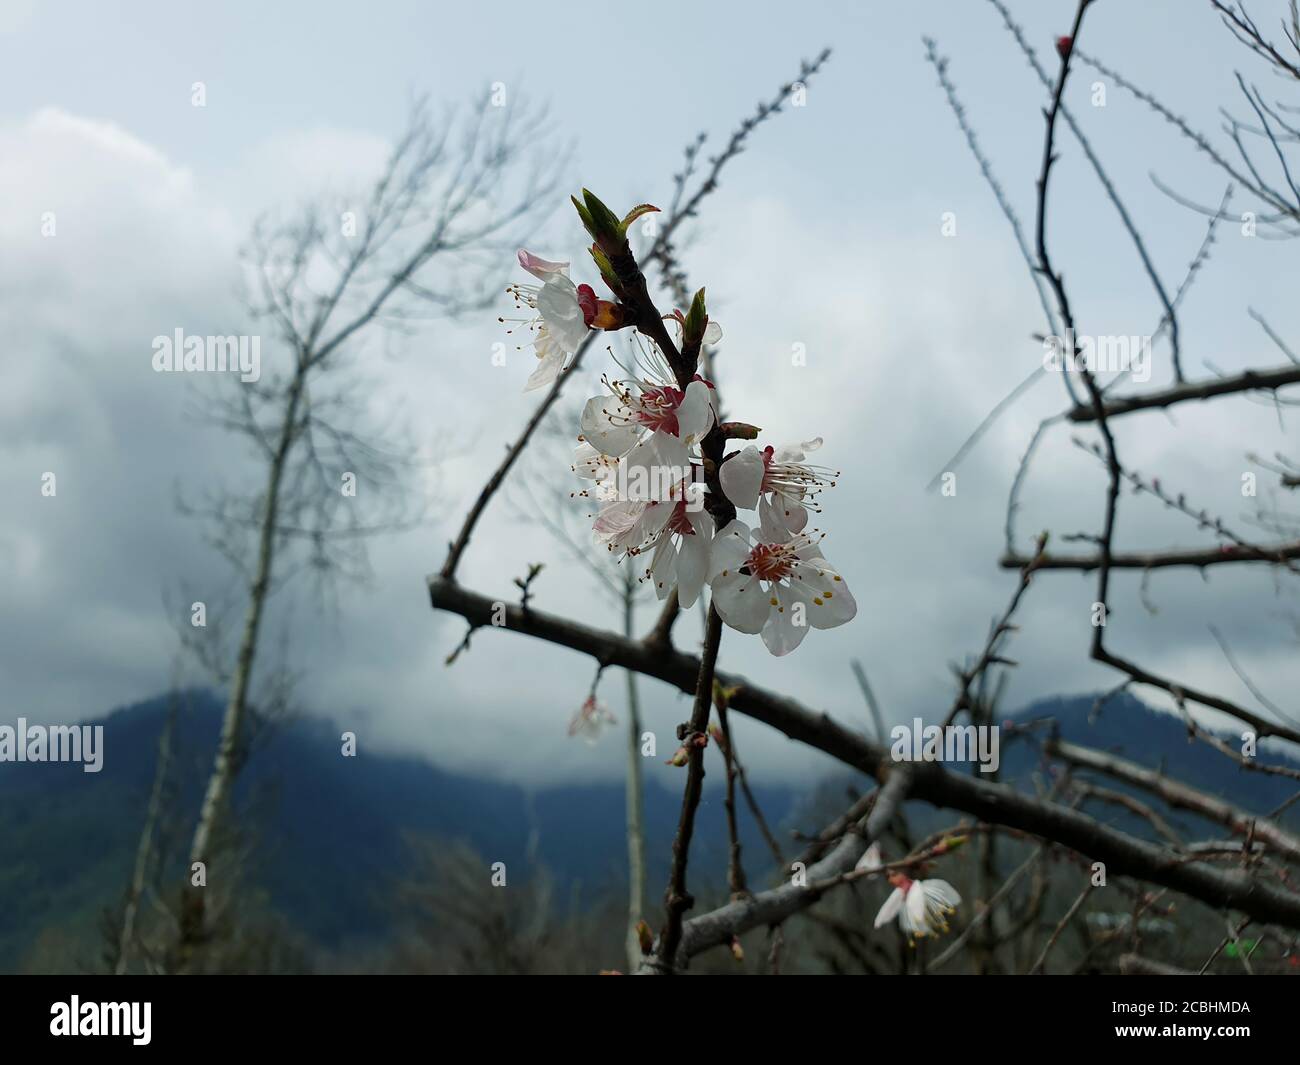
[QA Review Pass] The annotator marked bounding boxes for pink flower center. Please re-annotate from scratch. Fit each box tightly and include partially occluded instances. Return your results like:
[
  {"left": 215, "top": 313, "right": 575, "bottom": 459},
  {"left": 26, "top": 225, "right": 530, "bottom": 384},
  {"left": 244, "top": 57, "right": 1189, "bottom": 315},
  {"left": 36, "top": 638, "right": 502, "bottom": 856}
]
[
  {"left": 633, "top": 384, "right": 685, "bottom": 435},
  {"left": 745, "top": 541, "right": 795, "bottom": 581}
]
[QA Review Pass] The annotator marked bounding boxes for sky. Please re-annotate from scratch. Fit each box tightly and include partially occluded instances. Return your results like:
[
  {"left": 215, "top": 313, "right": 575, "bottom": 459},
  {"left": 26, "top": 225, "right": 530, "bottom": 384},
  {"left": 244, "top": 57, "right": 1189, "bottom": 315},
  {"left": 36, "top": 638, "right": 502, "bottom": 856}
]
[{"left": 1, "top": 0, "right": 1297, "bottom": 788}]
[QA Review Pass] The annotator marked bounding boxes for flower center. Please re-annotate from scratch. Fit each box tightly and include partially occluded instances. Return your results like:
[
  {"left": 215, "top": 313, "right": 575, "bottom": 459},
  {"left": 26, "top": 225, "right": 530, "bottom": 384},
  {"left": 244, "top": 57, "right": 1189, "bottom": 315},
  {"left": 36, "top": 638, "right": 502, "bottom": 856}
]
[
  {"left": 745, "top": 542, "right": 795, "bottom": 581},
  {"left": 633, "top": 384, "right": 685, "bottom": 435}
]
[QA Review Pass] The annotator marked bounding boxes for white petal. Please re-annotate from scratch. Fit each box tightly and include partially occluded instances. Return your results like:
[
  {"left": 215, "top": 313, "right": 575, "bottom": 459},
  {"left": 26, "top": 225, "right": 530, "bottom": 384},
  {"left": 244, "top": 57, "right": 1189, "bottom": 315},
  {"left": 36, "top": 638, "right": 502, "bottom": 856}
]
[
  {"left": 537, "top": 274, "right": 588, "bottom": 353},
  {"left": 924, "top": 879, "right": 962, "bottom": 910},
  {"left": 573, "top": 441, "right": 617, "bottom": 482},
  {"left": 649, "top": 533, "right": 678, "bottom": 600},
  {"left": 758, "top": 493, "right": 796, "bottom": 542},
  {"left": 674, "top": 520, "right": 712, "bottom": 609},
  {"left": 719, "top": 446, "right": 764, "bottom": 510},
  {"left": 874, "top": 888, "right": 906, "bottom": 929},
  {"left": 702, "top": 320, "right": 723, "bottom": 345},
  {"left": 709, "top": 570, "right": 769, "bottom": 633},
  {"left": 903, "top": 881, "right": 929, "bottom": 934},
  {"left": 623, "top": 431, "right": 690, "bottom": 502},
  {"left": 761, "top": 584, "right": 810, "bottom": 656},
  {"left": 773, "top": 437, "right": 822, "bottom": 463},
  {"left": 791, "top": 559, "right": 857, "bottom": 630},
  {"left": 524, "top": 344, "right": 566, "bottom": 391},
  {"left": 709, "top": 518, "right": 752, "bottom": 577},
  {"left": 580, "top": 395, "right": 643, "bottom": 457},
  {"left": 675, "top": 379, "right": 715, "bottom": 443}
]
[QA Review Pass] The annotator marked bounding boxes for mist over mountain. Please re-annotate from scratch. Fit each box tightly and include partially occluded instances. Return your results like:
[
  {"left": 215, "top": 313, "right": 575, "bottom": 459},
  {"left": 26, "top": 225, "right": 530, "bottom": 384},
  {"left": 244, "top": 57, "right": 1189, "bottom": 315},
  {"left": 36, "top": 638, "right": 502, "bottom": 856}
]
[{"left": 2, "top": 688, "right": 1294, "bottom": 971}]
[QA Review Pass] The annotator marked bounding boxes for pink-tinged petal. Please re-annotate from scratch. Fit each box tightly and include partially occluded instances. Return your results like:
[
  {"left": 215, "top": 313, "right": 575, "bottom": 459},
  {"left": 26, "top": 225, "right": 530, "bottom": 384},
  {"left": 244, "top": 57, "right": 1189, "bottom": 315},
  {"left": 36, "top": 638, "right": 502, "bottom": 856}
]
[
  {"left": 592, "top": 500, "right": 645, "bottom": 548},
  {"left": 874, "top": 888, "right": 906, "bottom": 929},
  {"left": 537, "top": 274, "right": 588, "bottom": 353},
  {"left": 675, "top": 379, "right": 715, "bottom": 443},
  {"left": 719, "top": 446, "right": 764, "bottom": 510},
  {"left": 709, "top": 518, "right": 752, "bottom": 577},
  {"left": 517, "top": 249, "right": 570, "bottom": 281},
  {"left": 710, "top": 570, "right": 769, "bottom": 634}
]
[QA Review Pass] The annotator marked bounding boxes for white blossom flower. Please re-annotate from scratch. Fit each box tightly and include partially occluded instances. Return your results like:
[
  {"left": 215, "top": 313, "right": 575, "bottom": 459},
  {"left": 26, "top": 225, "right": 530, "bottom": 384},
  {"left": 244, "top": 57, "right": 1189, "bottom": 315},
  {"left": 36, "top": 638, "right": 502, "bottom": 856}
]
[
  {"left": 504, "top": 250, "right": 595, "bottom": 392},
  {"left": 568, "top": 694, "right": 617, "bottom": 744},
  {"left": 719, "top": 437, "right": 837, "bottom": 539},
  {"left": 579, "top": 336, "right": 715, "bottom": 459},
  {"left": 708, "top": 519, "right": 856, "bottom": 655},
  {"left": 592, "top": 473, "right": 714, "bottom": 609},
  {"left": 873, "top": 874, "right": 962, "bottom": 940}
]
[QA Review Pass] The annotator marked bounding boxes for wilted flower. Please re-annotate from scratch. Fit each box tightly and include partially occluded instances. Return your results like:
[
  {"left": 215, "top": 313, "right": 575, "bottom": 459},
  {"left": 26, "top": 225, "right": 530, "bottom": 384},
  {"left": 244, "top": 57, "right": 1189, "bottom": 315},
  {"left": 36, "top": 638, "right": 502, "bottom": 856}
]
[
  {"left": 873, "top": 872, "right": 962, "bottom": 941},
  {"left": 568, "top": 694, "right": 616, "bottom": 744}
]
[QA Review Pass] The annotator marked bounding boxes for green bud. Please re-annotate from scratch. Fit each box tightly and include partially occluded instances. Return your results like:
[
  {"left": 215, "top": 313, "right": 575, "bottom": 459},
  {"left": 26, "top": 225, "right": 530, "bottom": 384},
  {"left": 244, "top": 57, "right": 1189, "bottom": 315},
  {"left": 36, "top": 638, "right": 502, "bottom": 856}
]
[
  {"left": 682, "top": 287, "right": 708, "bottom": 348},
  {"left": 581, "top": 188, "right": 625, "bottom": 247}
]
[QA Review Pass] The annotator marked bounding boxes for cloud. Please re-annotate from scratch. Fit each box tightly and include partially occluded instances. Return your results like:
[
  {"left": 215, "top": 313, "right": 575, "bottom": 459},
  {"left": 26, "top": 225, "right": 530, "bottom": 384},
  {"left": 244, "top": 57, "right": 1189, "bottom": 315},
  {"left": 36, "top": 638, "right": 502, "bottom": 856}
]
[{"left": 3, "top": 55, "right": 1297, "bottom": 790}]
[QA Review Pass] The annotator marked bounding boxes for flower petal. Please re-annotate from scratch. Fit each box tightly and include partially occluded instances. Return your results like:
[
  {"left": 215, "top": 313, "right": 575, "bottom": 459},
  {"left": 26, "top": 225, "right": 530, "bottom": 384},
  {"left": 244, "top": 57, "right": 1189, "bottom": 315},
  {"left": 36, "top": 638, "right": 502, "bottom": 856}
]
[
  {"left": 674, "top": 514, "right": 713, "bottom": 609},
  {"left": 793, "top": 559, "right": 857, "bottom": 630},
  {"left": 524, "top": 343, "right": 566, "bottom": 391},
  {"left": 580, "top": 395, "right": 643, "bottom": 457},
  {"left": 709, "top": 518, "right": 752, "bottom": 577},
  {"left": 537, "top": 274, "right": 588, "bottom": 353},
  {"left": 518, "top": 249, "right": 570, "bottom": 281},
  {"left": 675, "top": 379, "right": 715, "bottom": 444},
  {"left": 874, "top": 887, "right": 906, "bottom": 929},
  {"left": 761, "top": 582, "right": 811, "bottom": 656},
  {"left": 719, "top": 446, "right": 764, "bottom": 510},
  {"left": 623, "top": 431, "right": 690, "bottom": 502},
  {"left": 710, "top": 570, "right": 769, "bottom": 633}
]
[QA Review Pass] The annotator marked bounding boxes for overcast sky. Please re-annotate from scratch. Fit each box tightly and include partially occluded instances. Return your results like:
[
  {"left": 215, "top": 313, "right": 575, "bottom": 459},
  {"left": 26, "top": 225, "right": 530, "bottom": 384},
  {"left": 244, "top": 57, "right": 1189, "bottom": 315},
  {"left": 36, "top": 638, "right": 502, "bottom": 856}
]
[{"left": 2, "top": 0, "right": 1297, "bottom": 788}]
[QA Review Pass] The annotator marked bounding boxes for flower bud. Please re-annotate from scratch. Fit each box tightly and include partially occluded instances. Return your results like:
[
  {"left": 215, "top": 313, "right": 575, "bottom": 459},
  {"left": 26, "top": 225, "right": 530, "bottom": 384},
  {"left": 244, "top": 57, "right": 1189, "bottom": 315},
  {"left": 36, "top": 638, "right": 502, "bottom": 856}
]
[{"left": 636, "top": 919, "right": 655, "bottom": 955}]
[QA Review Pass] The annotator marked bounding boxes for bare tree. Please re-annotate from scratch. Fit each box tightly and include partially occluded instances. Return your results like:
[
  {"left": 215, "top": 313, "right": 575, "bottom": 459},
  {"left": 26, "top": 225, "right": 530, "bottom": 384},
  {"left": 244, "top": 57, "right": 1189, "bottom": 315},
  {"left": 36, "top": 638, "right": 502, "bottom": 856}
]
[
  {"left": 174, "top": 92, "right": 562, "bottom": 961},
  {"left": 425, "top": 7, "right": 1300, "bottom": 978}
]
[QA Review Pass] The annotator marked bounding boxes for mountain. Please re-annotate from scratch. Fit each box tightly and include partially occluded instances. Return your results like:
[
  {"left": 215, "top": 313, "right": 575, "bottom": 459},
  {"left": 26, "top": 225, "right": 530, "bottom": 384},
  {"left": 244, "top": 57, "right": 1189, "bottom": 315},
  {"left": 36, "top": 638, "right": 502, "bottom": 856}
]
[
  {"left": 1, "top": 688, "right": 1294, "bottom": 971},
  {"left": 0, "top": 691, "right": 799, "bottom": 970}
]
